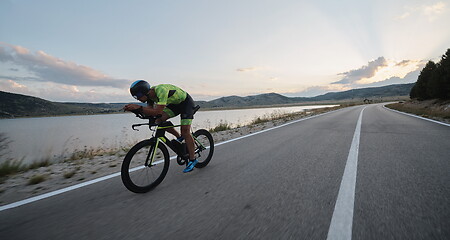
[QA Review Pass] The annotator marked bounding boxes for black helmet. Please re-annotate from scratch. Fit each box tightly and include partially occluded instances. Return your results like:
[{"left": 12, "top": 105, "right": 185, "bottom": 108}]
[{"left": 130, "top": 80, "right": 150, "bottom": 99}]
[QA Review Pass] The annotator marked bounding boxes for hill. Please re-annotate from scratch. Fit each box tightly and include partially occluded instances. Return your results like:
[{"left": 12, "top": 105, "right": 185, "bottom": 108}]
[
  {"left": 0, "top": 91, "right": 125, "bottom": 118},
  {"left": 0, "top": 83, "right": 414, "bottom": 118},
  {"left": 308, "top": 83, "right": 414, "bottom": 101},
  {"left": 198, "top": 83, "right": 414, "bottom": 108}
]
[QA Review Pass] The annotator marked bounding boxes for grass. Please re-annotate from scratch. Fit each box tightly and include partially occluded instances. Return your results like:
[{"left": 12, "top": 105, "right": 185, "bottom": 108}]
[
  {"left": 386, "top": 100, "right": 450, "bottom": 121},
  {"left": 209, "top": 120, "right": 233, "bottom": 133},
  {"left": 207, "top": 105, "right": 347, "bottom": 135},
  {"left": 250, "top": 110, "right": 306, "bottom": 125},
  {"left": 0, "top": 146, "right": 121, "bottom": 180},
  {"left": 63, "top": 170, "right": 77, "bottom": 179},
  {"left": 28, "top": 159, "right": 51, "bottom": 170},
  {"left": 0, "top": 158, "right": 58, "bottom": 179},
  {"left": 0, "top": 160, "right": 23, "bottom": 178},
  {"left": 67, "top": 145, "right": 132, "bottom": 162},
  {"left": 28, "top": 175, "right": 47, "bottom": 185}
]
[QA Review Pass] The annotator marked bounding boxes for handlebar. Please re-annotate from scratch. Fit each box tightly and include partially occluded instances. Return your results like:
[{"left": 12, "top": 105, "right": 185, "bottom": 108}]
[
  {"left": 130, "top": 109, "right": 162, "bottom": 131},
  {"left": 129, "top": 105, "right": 200, "bottom": 131}
]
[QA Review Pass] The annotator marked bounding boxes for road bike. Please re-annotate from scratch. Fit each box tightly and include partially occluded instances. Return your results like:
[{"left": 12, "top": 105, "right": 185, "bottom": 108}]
[{"left": 121, "top": 106, "right": 214, "bottom": 193}]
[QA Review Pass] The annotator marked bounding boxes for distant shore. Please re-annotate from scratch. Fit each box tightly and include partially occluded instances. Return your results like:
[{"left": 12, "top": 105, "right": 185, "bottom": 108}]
[{"left": 0, "top": 97, "right": 408, "bottom": 119}]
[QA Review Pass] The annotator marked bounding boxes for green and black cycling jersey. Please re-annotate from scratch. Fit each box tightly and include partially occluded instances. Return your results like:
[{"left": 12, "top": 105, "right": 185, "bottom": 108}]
[
  {"left": 147, "top": 84, "right": 196, "bottom": 125},
  {"left": 148, "top": 84, "right": 188, "bottom": 106}
]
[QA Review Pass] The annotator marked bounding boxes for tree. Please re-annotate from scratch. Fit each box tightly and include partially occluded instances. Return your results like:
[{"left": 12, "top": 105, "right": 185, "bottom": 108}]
[
  {"left": 410, "top": 61, "right": 436, "bottom": 100},
  {"left": 439, "top": 49, "right": 450, "bottom": 99}
]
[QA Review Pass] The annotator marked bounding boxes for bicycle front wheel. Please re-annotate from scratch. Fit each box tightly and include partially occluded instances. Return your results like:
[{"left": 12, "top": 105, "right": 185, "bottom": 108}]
[
  {"left": 121, "top": 139, "right": 170, "bottom": 193},
  {"left": 193, "top": 129, "right": 214, "bottom": 168}
]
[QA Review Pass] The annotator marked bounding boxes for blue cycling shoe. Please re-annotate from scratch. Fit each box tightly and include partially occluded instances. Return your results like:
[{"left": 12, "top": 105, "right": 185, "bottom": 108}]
[{"left": 183, "top": 159, "right": 198, "bottom": 173}]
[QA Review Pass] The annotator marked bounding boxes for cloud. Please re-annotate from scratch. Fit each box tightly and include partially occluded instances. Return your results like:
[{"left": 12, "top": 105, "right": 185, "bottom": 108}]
[
  {"left": 333, "top": 57, "right": 425, "bottom": 87},
  {"left": 281, "top": 84, "right": 352, "bottom": 98},
  {"left": 395, "top": 60, "right": 414, "bottom": 67},
  {"left": 397, "top": 2, "right": 447, "bottom": 22},
  {"left": 269, "top": 77, "right": 279, "bottom": 81},
  {"left": 356, "top": 69, "right": 420, "bottom": 88},
  {"left": 287, "top": 58, "right": 425, "bottom": 98},
  {"left": 333, "top": 57, "right": 388, "bottom": 84},
  {"left": 236, "top": 67, "right": 259, "bottom": 72},
  {"left": 0, "top": 79, "right": 130, "bottom": 102},
  {"left": 0, "top": 79, "right": 32, "bottom": 94},
  {"left": 0, "top": 42, "right": 130, "bottom": 88},
  {"left": 424, "top": 2, "right": 446, "bottom": 18}
]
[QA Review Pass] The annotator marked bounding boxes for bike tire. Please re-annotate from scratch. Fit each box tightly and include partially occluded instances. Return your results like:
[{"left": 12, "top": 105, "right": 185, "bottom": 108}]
[
  {"left": 121, "top": 139, "right": 170, "bottom": 193},
  {"left": 193, "top": 129, "right": 214, "bottom": 168}
]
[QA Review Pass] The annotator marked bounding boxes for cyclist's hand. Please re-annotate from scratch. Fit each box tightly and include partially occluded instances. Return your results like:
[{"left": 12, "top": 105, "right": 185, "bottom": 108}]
[{"left": 123, "top": 104, "right": 141, "bottom": 112}]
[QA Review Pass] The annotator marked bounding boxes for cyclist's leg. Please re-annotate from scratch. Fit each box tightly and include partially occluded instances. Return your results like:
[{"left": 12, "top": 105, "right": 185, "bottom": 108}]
[
  {"left": 160, "top": 108, "right": 181, "bottom": 138},
  {"left": 180, "top": 95, "right": 196, "bottom": 161},
  {"left": 181, "top": 122, "right": 195, "bottom": 160},
  {"left": 181, "top": 120, "right": 198, "bottom": 173}
]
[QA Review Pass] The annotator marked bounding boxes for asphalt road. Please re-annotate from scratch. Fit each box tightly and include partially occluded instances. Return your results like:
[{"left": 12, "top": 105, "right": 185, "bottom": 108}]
[{"left": 1, "top": 104, "right": 449, "bottom": 240}]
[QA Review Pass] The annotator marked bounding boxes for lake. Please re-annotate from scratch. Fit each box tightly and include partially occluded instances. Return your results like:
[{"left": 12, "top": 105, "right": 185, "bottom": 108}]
[{"left": 0, "top": 105, "right": 336, "bottom": 164}]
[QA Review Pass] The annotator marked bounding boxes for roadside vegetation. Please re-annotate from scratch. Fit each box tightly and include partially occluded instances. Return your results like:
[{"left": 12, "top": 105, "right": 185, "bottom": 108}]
[
  {"left": 0, "top": 132, "right": 133, "bottom": 182},
  {"left": 28, "top": 175, "right": 47, "bottom": 185},
  {"left": 387, "top": 49, "right": 450, "bottom": 123},
  {"left": 409, "top": 49, "right": 450, "bottom": 101},
  {"left": 386, "top": 100, "right": 450, "bottom": 123},
  {"left": 209, "top": 120, "right": 233, "bottom": 133}
]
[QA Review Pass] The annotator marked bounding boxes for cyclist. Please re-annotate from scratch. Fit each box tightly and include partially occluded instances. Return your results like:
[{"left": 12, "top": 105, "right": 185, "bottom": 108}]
[{"left": 123, "top": 80, "right": 198, "bottom": 173}]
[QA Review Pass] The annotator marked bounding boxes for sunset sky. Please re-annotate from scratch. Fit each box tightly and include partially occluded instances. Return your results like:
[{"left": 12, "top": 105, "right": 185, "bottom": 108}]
[{"left": 1, "top": 0, "right": 449, "bottom": 102}]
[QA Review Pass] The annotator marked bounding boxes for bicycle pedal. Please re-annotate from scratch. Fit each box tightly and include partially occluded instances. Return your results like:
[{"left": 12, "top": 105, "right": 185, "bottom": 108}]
[{"left": 176, "top": 156, "right": 186, "bottom": 165}]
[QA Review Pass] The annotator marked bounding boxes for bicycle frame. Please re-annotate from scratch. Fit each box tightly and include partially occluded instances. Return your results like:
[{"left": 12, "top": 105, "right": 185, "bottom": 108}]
[
  {"left": 144, "top": 122, "right": 207, "bottom": 167},
  {"left": 121, "top": 105, "right": 213, "bottom": 193}
]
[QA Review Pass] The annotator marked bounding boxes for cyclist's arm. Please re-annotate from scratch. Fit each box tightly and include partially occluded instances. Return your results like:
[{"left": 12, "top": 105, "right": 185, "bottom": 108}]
[
  {"left": 123, "top": 103, "right": 165, "bottom": 116},
  {"left": 142, "top": 104, "right": 165, "bottom": 116}
]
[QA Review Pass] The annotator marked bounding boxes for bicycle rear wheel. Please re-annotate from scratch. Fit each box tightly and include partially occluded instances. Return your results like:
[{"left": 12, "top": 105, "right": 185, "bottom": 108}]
[
  {"left": 193, "top": 129, "right": 214, "bottom": 168},
  {"left": 121, "top": 139, "right": 169, "bottom": 193}
]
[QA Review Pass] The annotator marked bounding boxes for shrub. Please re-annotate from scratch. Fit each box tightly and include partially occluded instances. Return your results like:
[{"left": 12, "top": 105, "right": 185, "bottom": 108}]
[
  {"left": 209, "top": 121, "right": 232, "bottom": 132},
  {"left": 0, "top": 160, "right": 24, "bottom": 178},
  {"left": 28, "top": 175, "right": 47, "bottom": 185},
  {"left": 63, "top": 170, "right": 77, "bottom": 179}
]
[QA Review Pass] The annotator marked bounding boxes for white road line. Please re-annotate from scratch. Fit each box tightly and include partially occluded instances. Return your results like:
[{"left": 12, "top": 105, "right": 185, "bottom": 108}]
[
  {"left": 327, "top": 106, "right": 366, "bottom": 240},
  {"left": 0, "top": 172, "right": 119, "bottom": 212},
  {"left": 0, "top": 107, "right": 345, "bottom": 212},
  {"left": 383, "top": 105, "right": 450, "bottom": 127}
]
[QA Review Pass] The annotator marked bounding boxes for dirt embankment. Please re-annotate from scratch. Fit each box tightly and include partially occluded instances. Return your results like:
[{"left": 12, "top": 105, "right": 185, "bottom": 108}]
[{"left": 386, "top": 99, "right": 450, "bottom": 124}]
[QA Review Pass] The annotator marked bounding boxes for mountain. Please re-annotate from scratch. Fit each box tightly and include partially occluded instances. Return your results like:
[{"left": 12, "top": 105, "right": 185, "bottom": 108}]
[
  {"left": 0, "top": 91, "right": 125, "bottom": 118},
  {"left": 197, "top": 93, "right": 309, "bottom": 108},
  {"left": 198, "top": 83, "right": 414, "bottom": 108},
  {"left": 0, "top": 83, "right": 414, "bottom": 118},
  {"left": 307, "top": 83, "right": 414, "bottom": 101}
]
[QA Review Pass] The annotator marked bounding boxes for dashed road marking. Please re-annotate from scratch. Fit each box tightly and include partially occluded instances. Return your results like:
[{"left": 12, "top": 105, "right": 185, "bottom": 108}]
[{"left": 327, "top": 106, "right": 366, "bottom": 240}]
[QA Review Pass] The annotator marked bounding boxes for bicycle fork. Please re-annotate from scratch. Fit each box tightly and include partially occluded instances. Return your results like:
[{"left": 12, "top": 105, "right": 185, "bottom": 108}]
[{"left": 145, "top": 138, "right": 160, "bottom": 167}]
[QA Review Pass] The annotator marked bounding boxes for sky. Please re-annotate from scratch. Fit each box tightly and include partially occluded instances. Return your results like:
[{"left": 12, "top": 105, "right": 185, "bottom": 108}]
[{"left": 0, "top": 0, "right": 449, "bottom": 103}]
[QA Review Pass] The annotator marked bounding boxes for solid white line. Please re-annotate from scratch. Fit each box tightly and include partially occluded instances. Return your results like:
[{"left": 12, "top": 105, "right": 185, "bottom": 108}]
[
  {"left": 0, "top": 159, "right": 165, "bottom": 212},
  {"left": 327, "top": 106, "right": 366, "bottom": 240},
  {"left": 383, "top": 105, "right": 450, "bottom": 127},
  {"left": 0, "top": 172, "right": 120, "bottom": 212},
  {"left": 0, "top": 107, "right": 345, "bottom": 212}
]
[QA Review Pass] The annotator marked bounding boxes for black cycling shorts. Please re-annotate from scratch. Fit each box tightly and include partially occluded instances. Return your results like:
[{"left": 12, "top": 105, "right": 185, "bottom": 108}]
[{"left": 163, "top": 94, "right": 195, "bottom": 125}]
